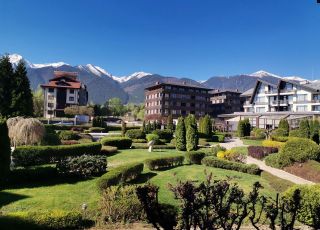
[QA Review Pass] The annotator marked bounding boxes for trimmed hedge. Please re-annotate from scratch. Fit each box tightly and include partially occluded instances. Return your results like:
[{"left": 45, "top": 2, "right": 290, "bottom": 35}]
[
  {"left": 100, "top": 137, "right": 132, "bottom": 149},
  {"left": 152, "top": 129, "right": 173, "bottom": 141},
  {"left": 97, "top": 162, "right": 144, "bottom": 191},
  {"left": 125, "top": 129, "right": 146, "bottom": 139},
  {"left": 107, "top": 126, "right": 141, "bottom": 131},
  {"left": 262, "top": 140, "right": 285, "bottom": 149},
  {"left": 145, "top": 155, "right": 184, "bottom": 170},
  {"left": 100, "top": 145, "right": 118, "bottom": 155},
  {"left": 146, "top": 133, "right": 160, "bottom": 144},
  {"left": 58, "top": 131, "right": 79, "bottom": 140},
  {"left": 201, "top": 156, "right": 260, "bottom": 175},
  {"left": 185, "top": 151, "right": 205, "bottom": 164},
  {"left": 88, "top": 127, "right": 106, "bottom": 133},
  {"left": 270, "top": 135, "right": 289, "bottom": 142},
  {"left": 131, "top": 143, "right": 175, "bottom": 149},
  {"left": 41, "top": 132, "right": 61, "bottom": 146},
  {"left": 132, "top": 138, "right": 147, "bottom": 143},
  {"left": 44, "top": 124, "right": 91, "bottom": 131},
  {"left": 264, "top": 153, "right": 281, "bottom": 168},
  {"left": 12, "top": 143, "right": 102, "bottom": 166},
  {"left": 247, "top": 146, "right": 278, "bottom": 159},
  {"left": 4, "top": 210, "right": 83, "bottom": 229},
  {"left": 212, "top": 134, "right": 225, "bottom": 142}
]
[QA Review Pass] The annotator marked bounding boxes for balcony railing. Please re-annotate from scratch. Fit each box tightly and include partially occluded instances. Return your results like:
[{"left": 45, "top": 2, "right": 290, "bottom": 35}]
[
  {"left": 264, "top": 90, "right": 278, "bottom": 94},
  {"left": 270, "top": 100, "right": 289, "bottom": 106},
  {"left": 280, "top": 89, "right": 296, "bottom": 94}
]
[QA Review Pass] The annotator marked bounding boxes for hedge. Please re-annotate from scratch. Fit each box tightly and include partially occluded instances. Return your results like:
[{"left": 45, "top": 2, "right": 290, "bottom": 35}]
[
  {"left": 146, "top": 133, "right": 160, "bottom": 144},
  {"left": 131, "top": 143, "right": 175, "bottom": 149},
  {"left": 270, "top": 135, "right": 289, "bottom": 142},
  {"left": 58, "top": 131, "right": 79, "bottom": 140},
  {"left": 185, "top": 151, "right": 206, "bottom": 164},
  {"left": 97, "top": 162, "right": 144, "bottom": 191},
  {"left": 100, "top": 137, "right": 132, "bottom": 149},
  {"left": 145, "top": 155, "right": 185, "bottom": 170},
  {"left": 44, "top": 124, "right": 91, "bottom": 131},
  {"left": 132, "top": 139, "right": 147, "bottom": 143},
  {"left": 12, "top": 143, "right": 102, "bottom": 166},
  {"left": 264, "top": 153, "right": 281, "bottom": 168},
  {"left": 3, "top": 210, "right": 83, "bottom": 229},
  {"left": 201, "top": 156, "right": 261, "bottom": 175},
  {"left": 100, "top": 145, "right": 118, "bottom": 155},
  {"left": 107, "top": 126, "right": 141, "bottom": 131},
  {"left": 125, "top": 129, "right": 146, "bottom": 139},
  {"left": 152, "top": 129, "right": 173, "bottom": 141},
  {"left": 262, "top": 140, "right": 285, "bottom": 149},
  {"left": 247, "top": 146, "right": 278, "bottom": 159},
  {"left": 88, "top": 127, "right": 106, "bottom": 133},
  {"left": 212, "top": 134, "right": 225, "bottom": 142}
]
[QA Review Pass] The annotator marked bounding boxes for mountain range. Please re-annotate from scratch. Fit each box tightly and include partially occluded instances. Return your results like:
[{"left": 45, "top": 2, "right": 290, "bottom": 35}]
[{"left": 7, "top": 54, "right": 308, "bottom": 104}]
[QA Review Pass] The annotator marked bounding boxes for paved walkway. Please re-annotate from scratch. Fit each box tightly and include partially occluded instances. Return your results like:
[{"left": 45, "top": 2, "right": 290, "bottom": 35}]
[{"left": 213, "top": 138, "right": 315, "bottom": 185}]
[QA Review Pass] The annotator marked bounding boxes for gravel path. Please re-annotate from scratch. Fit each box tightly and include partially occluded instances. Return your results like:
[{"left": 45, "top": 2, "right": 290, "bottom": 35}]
[{"left": 213, "top": 138, "right": 315, "bottom": 185}]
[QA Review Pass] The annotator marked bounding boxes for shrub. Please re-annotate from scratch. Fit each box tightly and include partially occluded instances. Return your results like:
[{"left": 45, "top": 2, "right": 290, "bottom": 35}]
[
  {"left": 237, "top": 118, "right": 251, "bottom": 137},
  {"left": 289, "top": 129, "right": 306, "bottom": 138},
  {"left": 185, "top": 151, "right": 205, "bottom": 164},
  {"left": 270, "top": 135, "right": 289, "bottom": 142},
  {"left": 125, "top": 129, "right": 146, "bottom": 139},
  {"left": 201, "top": 156, "right": 260, "bottom": 175},
  {"left": 146, "top": 133, "right": 160, "bottom": 144},
  {"left": 264, "top": 153, "right": 281, "bottom": 168},
  {"left": 262, "top": 140, "right": 285, "bottom": 149},
  {"left": 152, "top": 129, "right": 173, "bottom": 142},
  {"left": 145, "top": 155, "right": 184, "bottom": 170},
  {"left": 97, "top": 162, "right": 144, "bottom": 191},
  {"left": 41, "top": 132, "right": 61, "bottom": 146},
  {"left": 277, "top": 137, "right": 320, "bottom": 167},
  {"left": 224, "top": 149, "right": 246, "bottom": 163},
  {"left": 271, "top": 128, "right": 288, "bottom": 138},
  {"left": 278, "top": 119, "right": 290, "bottom": 136},
  {"left": 100, "top": 146, "right": 118, "bottom": 155},
  {"left": 310, "top": 119, "right": 320, "bottom": 144},
  {"left": 131, "top": 143, "right": 175, "bottom": 149},
  {"left": 57, "top": 155, "right": 107, "bottom": 177},
  {"left": 100, "top": 137, "right": 132, "bottom": 149},
  {"left": 132, "top": 138, "right": 147, "bottom": 143},
  {"left": 217, "top": 151, "right": 225, "bottom": 159},
  {"left": 175, "top": 117, "right": 186, "bottom": 151},
  {"left": 58, "top": 130, "right": 79, "bottom": 140},
  {"left": 13, "top": 142, "right": 102, "bottom": 166},
  {"left": 198, "top": 115, "right": 213, "bottom": 138},
  {"left": 88, "top": 127, "right": 106, "bottom": 133},
  {"left": 299, "top": 119, "right": 310, "bottom": 139},
  {"left": 248, "top": 146, "right": 278, "bottom": 159},
  {"left": 61, "top": 140, "right": 80, "bottom": 145},
  {"left": 9, "top": 165, "right": 57, "bottom": 183},
  {"left": 186, "top": 114, "right": 198, "bottom": 151},
  {"left": 284, "top": 184, "right": 320, "bottom": 226},
  {"left": 5, "top": 210, "right": 83, "bottom": 229},
  {"left": 212, "top": 134, "right": 225, "bottom": 142},
  {"left": 99, "top": 185, "right": 145, "bottom": 223},
  {"left": 0, "top": 119, "right": 11, "bottom": 183},
  {"left": 92, "top": 116, "right": 107, "bottom": 130},
  {"left": 251, "top": 127, "right": 266, "bottom": 139},
  {"left": 211, "top": 145, "right": 226, "bottom": 156}
]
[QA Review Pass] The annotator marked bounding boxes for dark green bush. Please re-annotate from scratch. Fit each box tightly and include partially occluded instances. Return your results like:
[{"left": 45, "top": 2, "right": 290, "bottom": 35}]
[
  {"left": 9, "top": 165, "right": 57, "bottom": 183},
  {"left": 58, "top": 131, "right": 79, "bottom": 140},
  {"left": 270, "top": 135, "right": 289, "bottom": 142},
  {"left": 131, "top": 143, "right": 175, "bottom": 149},
  {"left": 92, "top": 116, "right": 107, "bottom": 130},
  {"left": 146, "top": 133, "right": 160, "bottom": 144},
  {"left": 175, "top": 117, "right": 186, "bottom": 151},
  {"left": 41, "top": 132, "right": 61, "bottom": 146},
  {"left": 145, "top": 155, "right": 184, "bottom": 170},
  {"left": 13, "top": 143, "right": 102, "bottom": 166},
  {"left": 108, "top": 126, "right": 140, "bottom": 132},
  {"left": 100, "top": 146, "right": 118, "bottom": 155},
  {"left": 0, "top": 119, "right": 11, "bottom": 183},
  {"left": 125, "top": 129, "right": 146, "bottom": 139},
  {"left": 212, "top": 134, "right": 225, "bottom": 142},
  {"left": 271, "top": 128, "right": 288, "bottom": 138},
  {"left": 201, "top": 156, "right": 260, "bottom": 175},
  {"left": 88, "top": 127, "right": 106, "bottom": 133},
  {"left": 56, "top": 155, "right": 107, "bottom": 177},
  {"left": 97, "top": 162, "right": 144, "bottom": 191},
  {"left": 152, "top": 129, "right": 173, "bottom": 142},
  {"left": 100, "top": 137, "right": 132, "bottom": 149},
  {"left": 264, "top": 153, "right": 281, "bottom": 168},
  {"left": 251, "top": 127, "right": 266, "bottom": 139},
  {"left": 237, "top": 118, "right": 251, "bottom": 137},
  {"left": 132, "top": 139, "right": 147, "bottom": 143},
  {"left": 185, "top": 151, "right": 206, "bottom": 164},
  {"left": 289, "top": 129, "right": 306, "bottom": 138},
  {"left": 5, "top": 210, "right": 83, "bottom": 229},
  {"left": 278, "top": 119, "right": 290, "bottom": 136}
]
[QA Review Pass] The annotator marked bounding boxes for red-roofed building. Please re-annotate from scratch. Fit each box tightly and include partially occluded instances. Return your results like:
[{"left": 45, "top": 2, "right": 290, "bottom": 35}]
[{"left": 41, "top": 71, "right": 88, "bottom": 118}]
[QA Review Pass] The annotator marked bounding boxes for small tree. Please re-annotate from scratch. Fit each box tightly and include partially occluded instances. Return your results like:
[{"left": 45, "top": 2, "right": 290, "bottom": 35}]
[
  {"left": 0, "top": 118, "right": 11, "bottom": 183},
  {"left": 64, "top": 105, "right": 94, "bottom": 116},
  {"left": 278, "top": 119, "right": 289, "bottom": 136},
  {"left": 186, "top": 114, "right": 198, "bottom": 151},
  {"left": 33, "top": 87, "right": 44, "bottom": 117},
  {"left": 146, "top": 121, "right": 152, "bottom": 134},
  {"left": 141, "top": 120, "right": 146, "bottom": 133},
  {"left": 108, "top": 97, "right": 126, "bottom": 117},
  {"left": 202, "top": 115, "right": 212, "bottom": 137},
  {"left": 166, "top": 115, "right": 174, "bottom": 133},
  {"left": 121, "top": 120, "right": 127, "bottom": 137},
  {"left": 92, "top": 116, "right": 107, "bottom": 131},
  {"left": 237, "top": 118, "right": 251, "bottom": 137},
  {"left": 175, "top": 117, "right": 186, "bottom": 151},
  {"left": 299, "top": 119, "right": 310, "bottom": 139}
]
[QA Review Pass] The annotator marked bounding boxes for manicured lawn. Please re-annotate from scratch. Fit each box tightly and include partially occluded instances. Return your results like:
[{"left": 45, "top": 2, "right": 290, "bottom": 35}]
[
  {"left": 0, "top": 148, "right": 293, "bottom": 216},
  {"left": 242, "top": 139, "right": 264, "bottom": 146}
]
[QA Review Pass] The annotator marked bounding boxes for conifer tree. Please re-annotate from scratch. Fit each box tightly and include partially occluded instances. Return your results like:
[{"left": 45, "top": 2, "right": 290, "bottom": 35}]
[
  {"left": 299, "top": 119, "right": 310, "bottom": 139},
  {"left": 166, "top": 115, "right": 174, "bottom": 132},
  {"left": 141, "top": 120, "right": 146, "bottom": 133},
  {"left": 152, "top": 120, "right": 157, "bottom": 131},
  {"left": 10, "top": 61, "right": 33, "bottom": 116},
  {"left": 0, "top": 118, "right": 11, "bottom": 183},
  {"left": 121, "top": 120, "right": 127, "bottom": 136},
  {"left": 0, "top": 55, "right": 14, "bottom": 117},
  {"left": 278, "top": 119, "right": 289, "bottom": 136},
  {"left": 186, "top": 114, "right": 198, "bottom": 151},
  {"left": 175, "top": 117, "right": 186, "bottom": 151},
  {"left": 146, "top": 121, "right": 152, "bottom": 134},
  {"left": 202, "top": 115, "right": 212, "bottom": 137}
]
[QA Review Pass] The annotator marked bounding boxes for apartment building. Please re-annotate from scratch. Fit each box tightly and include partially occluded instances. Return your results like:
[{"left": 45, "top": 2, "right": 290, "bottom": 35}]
[
  {"left": 218, "top": 78, "right": 320, "bottom": 131},
  {"left": 210, "top": 89, "right": 244, "bottom": 117},
  {"left": 41, "top": 71, "right": 88, "bottom": 118},
  {"left": 144, "top": 82, "right": 212, "bottom": 122}
]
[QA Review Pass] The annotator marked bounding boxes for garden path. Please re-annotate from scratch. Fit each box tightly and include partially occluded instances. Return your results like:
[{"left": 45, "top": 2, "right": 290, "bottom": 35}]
[{"left": 213, "top": 138, "right": 315, "bottom": 185}]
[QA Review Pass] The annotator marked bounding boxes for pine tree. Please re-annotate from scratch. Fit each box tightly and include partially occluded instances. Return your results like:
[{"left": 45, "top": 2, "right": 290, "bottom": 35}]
[
  {"left": 278, "top": 119, "right": 289, "bottom": 136},
  {"left": 121, "top": 120, "right": 127, "bottom": 136},
  {"left": 202, "top": 115, "right": 212, "bottom": 138},
  {"left": 146, "top": 121, "right": 152, "bottom": 134},
  {"left": 0, "top": 55, "right": 14, "bottom": 117},
  {"left": 10, "top": 61, "right": 33, "bottom": 116},
  {"left": 0, "top": 118, "right": 11, "bottom": 183},
  {"left": 186, "top": 114, "right": 198, "bottom": 151},
  {"left": 175, "top": 117, "right": 186, "bottom": 151},
  {"left": 198, "top": 117, "right": 204, "bottom": 134},
  {"left": 299, "top": 119, "right": 310, "bottom": 139},
  {"left": 166, "top": 115, "right": 174, "bottom": 133},
  {"left": 141, "top": 120, "right": 146, "bottom": 133}
]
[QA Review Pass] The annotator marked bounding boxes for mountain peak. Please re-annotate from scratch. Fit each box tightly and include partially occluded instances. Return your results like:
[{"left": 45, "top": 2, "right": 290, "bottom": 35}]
[
  {"left": 249, "top": 70, "right": 280, "bottom": 78},
  {"left": 113, "top": 71, "right": 152, "bottom": 83},
  {"left": 32, "top": 62, "right": 69, "bottom": 68}
]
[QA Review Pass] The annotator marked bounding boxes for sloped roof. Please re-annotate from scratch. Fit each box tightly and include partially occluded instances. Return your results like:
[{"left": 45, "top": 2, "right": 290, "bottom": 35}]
[{"left": 241, "top": 88, "right": 254, "bottom": 97}]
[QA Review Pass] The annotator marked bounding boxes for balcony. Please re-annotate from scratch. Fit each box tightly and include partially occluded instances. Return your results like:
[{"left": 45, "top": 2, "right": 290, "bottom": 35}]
[
  {"left": 312, "top": 99, "right": 320, "bottom": 104},
  {"left": 279, "top": 89, "right": 296, "bottom": 94},
  {"left": 270, "top": 100, "right": 289, "bottom": 106},
  {"left": 264, "top": 90, "right": 278, "bottom": 94}
]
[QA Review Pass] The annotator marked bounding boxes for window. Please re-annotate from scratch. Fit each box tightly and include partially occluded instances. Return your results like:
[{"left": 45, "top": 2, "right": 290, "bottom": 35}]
[
  {"left": 48, "top": 110, "right": 53, "bottom": 115},
  {"left": 313, "top": 94, "right": 320, "bottom": 101},
  {"left": 69, "top": 89, "right": 74, "bottom": 94},
  {"left": 297, "top": 94, "right": 308, "bottom": 102},
  {"left": 48, "top": 88, "right": 54, "bottom": 93},
  {"left": 256, "top": 107, "right": 265, "bottom": 113},
  {"left": 296, "top": 105, "right": 307, "bottom": 112},
  {"left": 48, "top": 103, "right": 54, "bottom": 108},
  {"left": 313, "top": 105, "right": 320, "bottom": 111},
  {"left": 69, "top": 97, "right": 75, "bottom": 101},
  {"left": 48, "top": 95, "right": 54, "bottom": 100}
]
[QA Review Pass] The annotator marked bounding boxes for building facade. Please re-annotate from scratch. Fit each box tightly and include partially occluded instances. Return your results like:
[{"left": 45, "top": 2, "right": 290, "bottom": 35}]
[
  {"left": 210, "top": 90, "right": 244, "bottom": 117},
  {"left": 144, "top": 82, "right": 212, "bottom": 122},
  {"left": 41, "top": 71, "right": 88, "bottom": 118}
]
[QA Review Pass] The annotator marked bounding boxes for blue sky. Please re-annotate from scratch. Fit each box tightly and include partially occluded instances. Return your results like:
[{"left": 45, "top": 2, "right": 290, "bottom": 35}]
[{"left": 1, "top": 0, "right": 320, "bottom": 80}]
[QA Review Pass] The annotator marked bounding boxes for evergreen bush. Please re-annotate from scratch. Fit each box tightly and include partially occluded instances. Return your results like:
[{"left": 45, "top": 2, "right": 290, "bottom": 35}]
[
  {"left": 175, "top": 117, "right": 186, "bottom": 151},
  {"left": 100, "top": 137, "right": 132, "bottom": 149}
]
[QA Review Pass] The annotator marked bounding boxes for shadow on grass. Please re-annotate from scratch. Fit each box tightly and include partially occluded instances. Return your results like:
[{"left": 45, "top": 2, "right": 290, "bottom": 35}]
[
  {"left": 0, "top": 216, "right": 43, "bottom": 230},
  {"left": 0, "top": 192, "right": 29, "bottom": 208},
  {"left": 129, "top": 172, "right": 158, "bottom": 184}
]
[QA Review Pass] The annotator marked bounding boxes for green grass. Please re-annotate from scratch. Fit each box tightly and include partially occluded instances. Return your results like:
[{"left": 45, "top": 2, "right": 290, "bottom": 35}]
[
  {"left": 0, "top": 148, "right": 294, "bottom": 216},
  {"left": 242, "top": 139, "right": 263, "bottom": 146}
]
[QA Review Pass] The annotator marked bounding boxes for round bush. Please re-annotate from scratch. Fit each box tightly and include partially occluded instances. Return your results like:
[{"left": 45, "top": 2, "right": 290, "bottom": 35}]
[
  {"left": 146, "top": 133, "right": 160, "bottom": 144},
  {"left": 186, "top": 151, "right": 205, "bottom": 164},
  {"left": 125, "top": 129, "right": 146, "bottom": 139},
  {"left": 152, "top": 129, "right": 173, "bottom": 142},
  {"left": 41, "top": 132, "right": 61, "bottom": 146},
  {"left": 100, "top": 137, "right": 132, "bottom": 149},
  {"left": 58, "top": 131, "right": 79, "bottom": 140},
  {"left": 278, "top": 137, "right": 320, "bottom": 167}
]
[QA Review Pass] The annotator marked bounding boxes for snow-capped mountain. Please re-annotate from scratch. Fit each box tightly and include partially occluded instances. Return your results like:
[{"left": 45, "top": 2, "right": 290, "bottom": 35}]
[
  {"left": 249, "top": 70, "right": 281, "bottom": 78},
  {"left": 112, "top": 71, "right": 152, "bottom": 83},
  {"left": 78, "top": 64, "right": 112, "bottom": 78}
]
